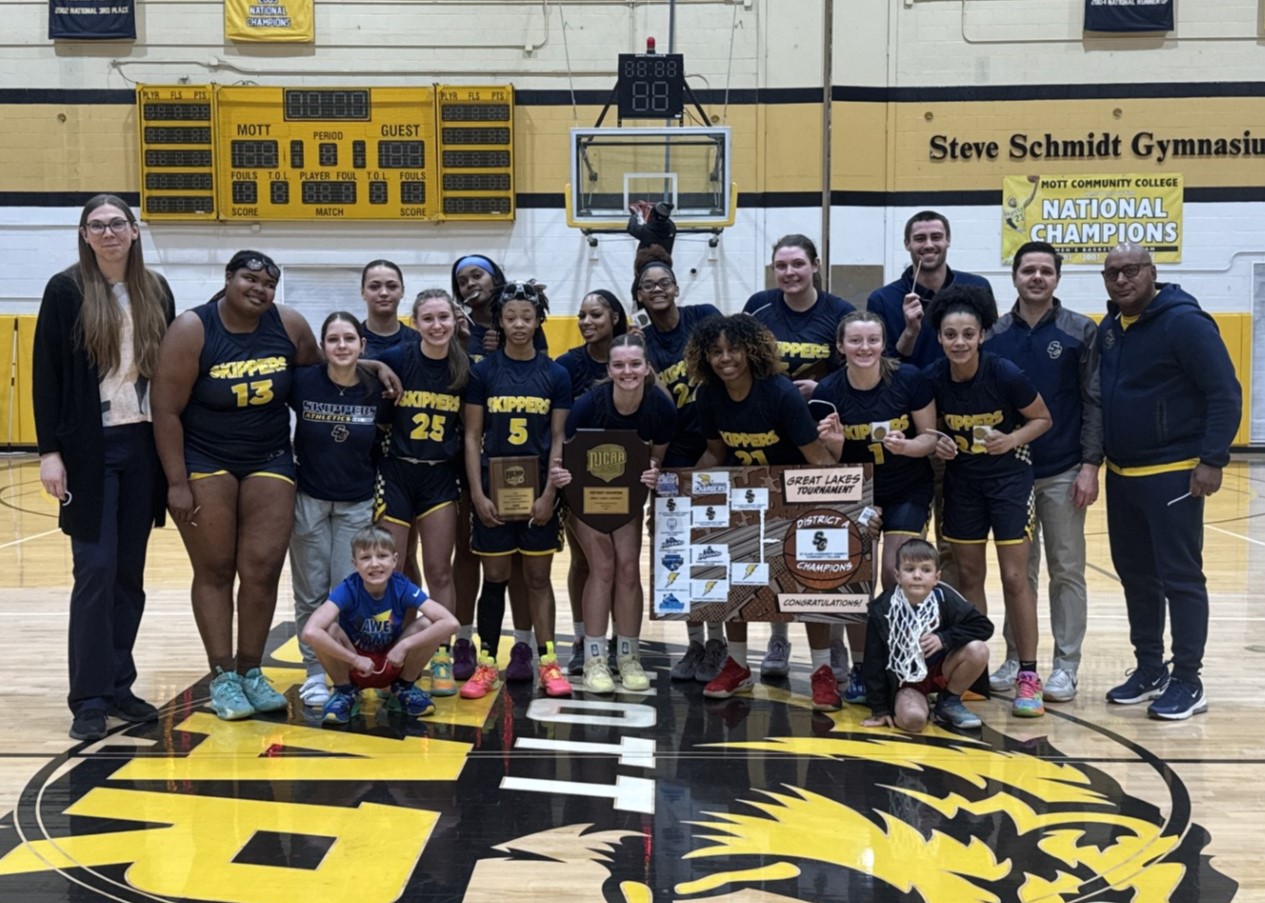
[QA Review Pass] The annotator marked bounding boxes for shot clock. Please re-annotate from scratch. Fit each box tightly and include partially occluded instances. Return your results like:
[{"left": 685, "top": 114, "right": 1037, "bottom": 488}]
[
  {"left": 616, "top": 52, "right": 685, "bottom": 120},
  {"left": 138, "top": 84, "right": 514, "bottom": 222}
]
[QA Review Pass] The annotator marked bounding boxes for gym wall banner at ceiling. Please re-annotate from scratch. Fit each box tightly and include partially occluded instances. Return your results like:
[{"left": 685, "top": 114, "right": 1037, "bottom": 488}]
[
  {"left": 48, "top": 0, "right": 134, "bottom": 40},
  {"left": 1084, "top": 0, "right": 1173, "bottom": 33},
  {"left": 225, "top": 0, "right": 313, "bottom": 42}
]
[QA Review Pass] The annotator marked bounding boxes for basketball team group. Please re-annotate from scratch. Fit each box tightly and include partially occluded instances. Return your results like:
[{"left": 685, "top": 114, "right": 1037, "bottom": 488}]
[{"left": 36, "top": 194, "right": 1240, "bottom": 742}]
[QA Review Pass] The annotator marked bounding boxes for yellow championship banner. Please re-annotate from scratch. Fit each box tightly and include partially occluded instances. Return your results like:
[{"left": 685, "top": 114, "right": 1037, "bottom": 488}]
[
  {"left": 1001, "top": 172, "right": 1182, "bottom": 265},
  {"left": 225, "top": 0, "right": 312, "bottom": 42}
]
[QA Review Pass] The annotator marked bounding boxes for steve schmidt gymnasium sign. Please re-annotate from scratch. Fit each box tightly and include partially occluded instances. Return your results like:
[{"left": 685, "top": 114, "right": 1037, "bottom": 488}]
[{"left": 929, "top": 130, "right": 1265, "bottom": 163}]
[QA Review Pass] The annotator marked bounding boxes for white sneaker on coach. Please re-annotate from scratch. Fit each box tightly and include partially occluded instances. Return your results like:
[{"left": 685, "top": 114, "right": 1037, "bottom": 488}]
[
  {"left": 1044, "top": 668, "right": 1078, "bottom": 702},
  {"left": 989, "top": 658, "right": 1020, "bottom": 692}
]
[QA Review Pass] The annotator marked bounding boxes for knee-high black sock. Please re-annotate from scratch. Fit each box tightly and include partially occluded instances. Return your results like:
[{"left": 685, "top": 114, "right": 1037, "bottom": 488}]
[{"left": 477, "top": 580, "right": 509, "bottom": 658}]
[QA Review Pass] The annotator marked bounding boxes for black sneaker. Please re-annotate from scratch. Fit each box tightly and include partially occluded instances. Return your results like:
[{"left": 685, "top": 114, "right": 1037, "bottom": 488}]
[
  {"left": 110, "top": 696, "right": 159, "bottom": 723},
  {"left": 69, "top": 710, "right": 108, "bottom": 741}
]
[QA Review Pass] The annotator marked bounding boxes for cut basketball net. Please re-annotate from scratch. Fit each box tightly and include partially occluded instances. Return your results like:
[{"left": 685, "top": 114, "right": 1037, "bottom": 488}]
[{"left": 886, "top": 586, "right": 941, "bottom": 683}]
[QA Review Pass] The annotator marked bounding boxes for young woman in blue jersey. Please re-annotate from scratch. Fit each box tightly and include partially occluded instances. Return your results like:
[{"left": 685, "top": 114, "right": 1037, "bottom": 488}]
[
  {"left": 462, "top": 282, "right": 574, "bottom": 699},
  {"left": 743, "top": 234, "right": 857, "bottom": 680},
  {"left": 923, "top": 285, "right": 1052, "bottom": 718},
  {"left": 555, "top": 289, "right": 629, "bottom": 674},
  {"left": 152, "top": 250, "right": 399, "bottom": 722},
  {"left": 814, "top": 310, "right": 939, "bottom": 704},
  {"left": 451, "top": 254, "right": 549, "bottom": 361},
  {"left": 549, "top": 334, "right": 675, "bottom": 694},
  {"left": 360, "top": 260, "right": 420, "bottom": 360},
  {"left": 633, "top": 261, "right": 728, "bottom": 683},
  {"left": 373, "top": 290, "right": 469, "bottom": 698},
  {"left": 287, "top": 312, "right": 388, "bottom": 709},
  {"left": 686, "top": 314, "right": 841, "bottom": 708}
]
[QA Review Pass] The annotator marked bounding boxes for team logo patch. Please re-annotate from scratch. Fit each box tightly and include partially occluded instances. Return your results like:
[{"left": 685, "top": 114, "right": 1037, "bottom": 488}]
[{"left": 1047, "top": 340, "right": 1064, "bottom": 359}]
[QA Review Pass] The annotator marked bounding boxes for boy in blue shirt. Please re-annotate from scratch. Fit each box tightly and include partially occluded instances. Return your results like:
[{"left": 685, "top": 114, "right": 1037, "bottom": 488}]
[{"left": 302, "top": 525, "right": 460, "bottom": 723}]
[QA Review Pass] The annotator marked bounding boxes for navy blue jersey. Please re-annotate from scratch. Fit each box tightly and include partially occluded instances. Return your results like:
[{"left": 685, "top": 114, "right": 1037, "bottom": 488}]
[
  {"left": 698, "top": 375, "right": 819, "bottom": 466},
  {"left": 361, "top": 323, "right": 420, "bottom": 361},
  {"left": 742, "top": 290, "right": 856, "bottom": 380},
  {"left": 377, "top": 343, "right": 463, "bottom": 463},
  {"left": 555, "top": 345, "right": 609, "bottom": 400},
  {"left": 467, "top": 321, "right": 548, "bottom": 365},
  {"left": 922, "top": 350, "right": 1039, "bottom": 479},
  {"left": 566, "top": 381, "right": 676, "bottom": 446},
  {"left": 289, "top": 366, "right": 386, "bottom": 502},
  {"left": 466, "top": 351, "right": 572, "bottom": 464},
  {"left": 183, "top": 301, "right": 295, "bottom": 470},
  {"left": 642, "top": 303, "right": 722, "bottom": 466},
  {"left": 329, "top": 572, "right": 427, "bottom": 653},
  {"left": 812, "top": 364, "right": 934, "bottom": 502}
]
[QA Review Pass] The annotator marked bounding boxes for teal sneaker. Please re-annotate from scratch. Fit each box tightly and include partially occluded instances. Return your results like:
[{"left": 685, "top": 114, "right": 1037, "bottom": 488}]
[
  {"left": 209, "top": 668, "right": 254, "bottom": 721},
  {"left": 388, "top": 680, "right": 436, "bottom": 717},
  {"left": 322, "top": 685, "right": 360, "bottom": 724},
  {"left": 240, "top": 668, "right": 288, "bottom": 713}
]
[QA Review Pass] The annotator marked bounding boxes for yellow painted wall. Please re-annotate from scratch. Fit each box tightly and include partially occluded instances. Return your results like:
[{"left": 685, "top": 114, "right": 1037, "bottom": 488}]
[{"left": 1, "top": 314, "right": 1246, "bottom": 448}]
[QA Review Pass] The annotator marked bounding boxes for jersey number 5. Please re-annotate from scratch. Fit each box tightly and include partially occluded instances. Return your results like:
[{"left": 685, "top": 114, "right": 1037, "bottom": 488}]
[
  {"left": 507, "top": 417, "right": 529, "bottom": 446},
  {"left": 230, "top": 380, "right": 274, "bottom": 407}
]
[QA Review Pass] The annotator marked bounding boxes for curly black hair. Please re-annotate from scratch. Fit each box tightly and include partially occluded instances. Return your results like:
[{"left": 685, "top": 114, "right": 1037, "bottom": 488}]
[
  {"left": 684, "top": 313, "right": 781, "bottom": 386},
  {"left": 927, "top": 284, "right": 999, "bottom": 335},
  {"left": 490, "top": 281, "right": 550, "bottom": 344}
]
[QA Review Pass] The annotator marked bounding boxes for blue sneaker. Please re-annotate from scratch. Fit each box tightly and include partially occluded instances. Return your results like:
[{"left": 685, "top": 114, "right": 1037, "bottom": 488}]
[
  {"left": 1147, "top": 677, "right": 1208, "bottom": 721},
  {"left": 843, "top": 663, "right": 867, "bottom": 705},
  {"left": 240, "top": 668, "right": 288, "bottom": 713},
  {"left": 322, "top": 686, "right": 360, "bottom": 724},
  {"left": 933, "top": 694, "right": 982, "bottom": 730},
  {"left": 389, "top": 681, "right": 436, "bottom": 717},
  {"left": 1106, "top": 666, "right": 1169, "bottom": 705},
  {"left": 209, "top": 668, "right": 254, "bottom": 721}
]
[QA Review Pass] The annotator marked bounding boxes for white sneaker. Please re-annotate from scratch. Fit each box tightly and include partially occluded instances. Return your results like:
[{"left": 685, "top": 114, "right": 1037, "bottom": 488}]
[
  {"left": 299, "top": 674, "right": 330, "bottom": 708},
  {"left": 989, "top": 658, "right": 1020, "bottom": 692},
  {"left": 1044, "top": 668, "right": 1078, "bottom": 702},
  {"left": 582, "top": 657, "right": 615, "bottom": 694}
]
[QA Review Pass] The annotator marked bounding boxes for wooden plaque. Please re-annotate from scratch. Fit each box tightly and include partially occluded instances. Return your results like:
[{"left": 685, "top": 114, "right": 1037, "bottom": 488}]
[
  {"left": 561, "top": 429, "right": 650, "bottom": 533},
  {"left": 488, "top": 456, "right": 540, "bottom": 522}
]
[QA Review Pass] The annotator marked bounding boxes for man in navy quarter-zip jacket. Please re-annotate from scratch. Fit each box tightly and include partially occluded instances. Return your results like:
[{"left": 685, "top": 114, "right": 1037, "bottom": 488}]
[
  {"left": 1096, "top": 243, "right": 1241, "bottom": 721},
  {"left": 985, "top": 241, "right": 1102, "bottom": 705}
]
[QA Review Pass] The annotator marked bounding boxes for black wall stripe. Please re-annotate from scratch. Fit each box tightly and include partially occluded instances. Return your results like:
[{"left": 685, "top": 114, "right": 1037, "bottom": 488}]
[
  {"left": 3, "top": 187, "right": 1260, "bottom": 209},
  {"left": 7, "top": 83, "right": 1265, "bottom": 108}
]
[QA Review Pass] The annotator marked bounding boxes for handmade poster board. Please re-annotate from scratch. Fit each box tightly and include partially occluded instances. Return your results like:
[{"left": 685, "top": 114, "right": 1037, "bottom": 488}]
[{"left": 650, "top": 464, "right": 874, "bottom": 623}]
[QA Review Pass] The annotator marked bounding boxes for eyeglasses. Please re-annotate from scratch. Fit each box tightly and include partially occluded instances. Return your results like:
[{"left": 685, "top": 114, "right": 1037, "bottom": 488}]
[
  {"left": 238, "top": 258, "right": 281, "bottom": 280},
  {"left": 638, "top": 278, "right": 676, "bottom": 293},
  {"left": 1101, "top": 263, "right": 1145, "bottom": 281},
  {"left": 500, "top": 281, "right": 538, "bottom": 301},
  {"left": 84, "top": 219, "right": 131, "bottom": 236}
]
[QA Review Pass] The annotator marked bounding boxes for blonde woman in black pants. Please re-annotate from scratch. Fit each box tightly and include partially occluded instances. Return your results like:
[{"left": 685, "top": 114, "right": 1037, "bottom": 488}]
[{"left": 33, "top": 195, "right": 175, "bottom": 741}]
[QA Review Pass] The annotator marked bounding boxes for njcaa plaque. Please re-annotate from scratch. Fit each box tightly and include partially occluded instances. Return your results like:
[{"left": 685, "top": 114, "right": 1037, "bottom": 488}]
[
  {"left": 562, "top": 429, "right": 650, "bottom": 533},
  {"left": 489, "top": 456, "right": 540, "bottom": 521}
]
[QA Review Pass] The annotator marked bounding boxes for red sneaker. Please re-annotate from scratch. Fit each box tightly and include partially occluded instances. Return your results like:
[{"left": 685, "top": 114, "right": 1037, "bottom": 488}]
[
  {"left": 459, "top": 656, "right": 501, "bottom": 700},
  {"left": 703, "top": 657, "right": 755, "bottom": 699},
  {"left": 539, "top": 654, "right": 573, "bottom": 698},
  {"left": 810, "top": 664, "right": 842, "bottom": 711}
]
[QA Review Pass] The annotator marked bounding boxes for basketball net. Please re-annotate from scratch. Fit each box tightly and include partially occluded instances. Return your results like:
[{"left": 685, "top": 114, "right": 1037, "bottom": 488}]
[{"left": 886, "top": 587, "right": 941, "bottom": 683}]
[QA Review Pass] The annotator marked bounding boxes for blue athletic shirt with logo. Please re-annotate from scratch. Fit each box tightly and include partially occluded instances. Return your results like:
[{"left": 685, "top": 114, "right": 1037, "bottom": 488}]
[
  {"left": 289, "top": 366, "right": 387, "bottom": 502},
  {"left": 184, "top": 301, "right": 295, "bottom": 470},
  {"left": 742, "top": 290, "right": 856, "bottom": 380},
  {"left": 465, "top": 351, "right": 572, "bottom": 467},
  {"left": 376, "top": 342, "right": 464, "bottom": 463},
  {"left": 812, "top": 364, "right": 934, "bottom": 502},
  {"left": 329, "top": 572, "right": 427, "bottom": 653},
  {"left": 642, "top": 303, "right": 722, "bottom": 466},
  {"left": 698, "top": 375, "right": 819, "bottom": 466},
  {"left": 922, "top": 350, "right": 1038, "bottom": 479}
]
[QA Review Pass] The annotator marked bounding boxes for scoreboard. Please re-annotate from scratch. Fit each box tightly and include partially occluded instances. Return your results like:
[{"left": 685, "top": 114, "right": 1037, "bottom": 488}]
[{"left": 137, "top": 84, "right": 514, "bottom": 223}]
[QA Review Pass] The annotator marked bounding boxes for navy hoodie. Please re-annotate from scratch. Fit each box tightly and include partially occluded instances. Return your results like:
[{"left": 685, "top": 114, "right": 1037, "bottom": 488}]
[
  {"left": 1098, "top": 283, "right": 1240, "bottom": 469},
  {"left": 866, "top": 266, "right": 995, "bottom": 369}
]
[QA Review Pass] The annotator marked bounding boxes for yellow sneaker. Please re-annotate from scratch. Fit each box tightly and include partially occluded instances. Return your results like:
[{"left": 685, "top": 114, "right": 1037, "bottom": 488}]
[
  {"left": 617, "top": 655, "right": 650, "bottom": 691},
  {"left": 581, "top": 656, "right": 615, "bottom": 694}
]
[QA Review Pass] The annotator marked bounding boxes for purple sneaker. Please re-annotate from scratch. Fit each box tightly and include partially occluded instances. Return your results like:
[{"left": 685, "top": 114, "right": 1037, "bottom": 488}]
[
  {"left": 452, "top": 638, "right": 477, "bottom": 681},
  {"left": 506, "top": 642, "right": 535, "bottom": 682}
]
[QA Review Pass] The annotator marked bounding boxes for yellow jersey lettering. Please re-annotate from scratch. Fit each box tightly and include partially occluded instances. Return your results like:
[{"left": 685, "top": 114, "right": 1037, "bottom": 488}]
[
  {"left": 719, "top": 430, "right": 779, "bottom": 449},
  {"left": 208, "top": 356, "right": 289, "bottom": 379},
  {"left": 943, "top": 410, "right": 1004, "bottom": 431},
  {"left": 397, "top": 390, "right": 461, "bottom": 411},
  {"left": 487, "top": 396, "right": 550, "bottom": 414}
]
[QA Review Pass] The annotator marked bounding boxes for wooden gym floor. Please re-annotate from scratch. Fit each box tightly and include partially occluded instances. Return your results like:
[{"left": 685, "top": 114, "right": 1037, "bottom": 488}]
[{"left": 0, "top": 453, "right": 1258, "bottom": 902}]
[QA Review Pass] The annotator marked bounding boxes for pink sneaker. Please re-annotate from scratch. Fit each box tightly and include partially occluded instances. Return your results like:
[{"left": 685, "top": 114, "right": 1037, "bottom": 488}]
[
  {"left": 452, "top": 638, "right": 477, "bottom": 681},
  {"left": 459, "top": 656, "right": 501, "bottom": 700},
  {"left": 538, "top": 654, "right": 573, "bottom": 698}
]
